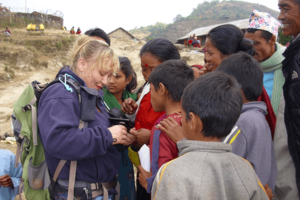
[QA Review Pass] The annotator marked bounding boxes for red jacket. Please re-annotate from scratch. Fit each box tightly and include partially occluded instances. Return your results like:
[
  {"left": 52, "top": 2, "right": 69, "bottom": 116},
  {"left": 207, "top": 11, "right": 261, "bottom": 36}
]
[
  {"left": 146, "top": 112, "right": 181, "bottom": 193},
  {"left": 257, "top": 87, "right": 276, "bottom": 139}
]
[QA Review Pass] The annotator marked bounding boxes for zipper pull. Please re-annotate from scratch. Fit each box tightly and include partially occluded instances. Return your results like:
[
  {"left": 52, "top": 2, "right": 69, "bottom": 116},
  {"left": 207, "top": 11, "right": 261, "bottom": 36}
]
[{"left": 83, "top": 187, "right": 89, "bottom": 199}]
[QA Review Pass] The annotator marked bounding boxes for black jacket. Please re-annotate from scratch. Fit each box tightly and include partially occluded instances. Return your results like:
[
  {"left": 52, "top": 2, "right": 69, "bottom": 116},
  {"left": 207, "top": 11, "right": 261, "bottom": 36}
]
[{"left": 282, "top": 33, "right": 300, "bottom": 197}]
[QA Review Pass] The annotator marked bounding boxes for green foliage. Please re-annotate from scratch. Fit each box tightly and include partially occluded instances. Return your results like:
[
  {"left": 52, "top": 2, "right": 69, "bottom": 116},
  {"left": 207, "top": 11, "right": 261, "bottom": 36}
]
[
  {"left": 57, "top": 42, "right": 62, "bottom": 49},
  {"left": 130, "top": 22, "right": 168, "bottom": 35},
  {"left": 278, "top": 27, "right": 292, "bottom": 46}
]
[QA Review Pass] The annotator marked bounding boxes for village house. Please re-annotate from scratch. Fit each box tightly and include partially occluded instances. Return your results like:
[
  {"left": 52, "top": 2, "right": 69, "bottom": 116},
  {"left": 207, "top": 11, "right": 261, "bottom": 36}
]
[
  {"left": 176, "top": 18, "right": 249, "bottom": 46},
  {"left": 108, "top": 27, "right": 139, "bottom": 41}
]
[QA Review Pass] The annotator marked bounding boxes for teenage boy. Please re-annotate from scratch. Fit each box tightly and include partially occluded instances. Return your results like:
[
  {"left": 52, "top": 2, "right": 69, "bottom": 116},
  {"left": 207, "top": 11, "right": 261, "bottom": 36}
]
[
  {"left": 152, "top": 71, "right": 269, "bottom": 200},
  {"left": 137, "top": 59, "right": 194, "bottom": 194},
  {"left": 216, "top": 52, "right": 277, "bottom": 191}
]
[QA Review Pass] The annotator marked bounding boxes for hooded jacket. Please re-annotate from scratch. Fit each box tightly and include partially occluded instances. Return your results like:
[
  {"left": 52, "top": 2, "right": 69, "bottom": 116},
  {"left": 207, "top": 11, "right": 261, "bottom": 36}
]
[
  {"left": 223, "top": 102, "right": 277, "bottom": 191},
  {"left": 151, "top": 140, "right": 269, "bottom": 200},
  {"left": 38, "top": 67, "right": 119, "bottom": 184},
  {"left": 282, "top": 33, "right": 300, "bottom": 196}
]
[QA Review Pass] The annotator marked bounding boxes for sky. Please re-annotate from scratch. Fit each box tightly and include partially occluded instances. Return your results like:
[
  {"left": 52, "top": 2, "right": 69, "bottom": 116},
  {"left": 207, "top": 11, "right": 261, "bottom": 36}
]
[{"left": 3, "top": 0, "right": 280, "bottom": 33}]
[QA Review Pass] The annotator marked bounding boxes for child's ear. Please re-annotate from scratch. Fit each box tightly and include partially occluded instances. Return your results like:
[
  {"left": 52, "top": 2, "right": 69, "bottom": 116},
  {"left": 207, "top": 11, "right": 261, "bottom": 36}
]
[
  {"left": 158, "top": 83, "right": 167, "bottom": 96},
  {"left": 189, "top": 112, "right": 203, "bottom": 132},
  {"left": 126, "top": 75, "right": 132, "bottom": 85}
]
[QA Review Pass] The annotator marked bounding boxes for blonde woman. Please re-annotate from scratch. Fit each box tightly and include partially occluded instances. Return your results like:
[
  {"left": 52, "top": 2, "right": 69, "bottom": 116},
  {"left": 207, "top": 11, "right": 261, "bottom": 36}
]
[{"left": 38, "top": 35, "right": 134, "bottom": 200}]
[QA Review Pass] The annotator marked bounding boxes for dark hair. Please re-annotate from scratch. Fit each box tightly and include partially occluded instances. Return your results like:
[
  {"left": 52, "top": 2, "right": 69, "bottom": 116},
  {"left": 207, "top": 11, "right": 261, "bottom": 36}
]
[
  {"left": 148, "top": 59, "right": 194, "bottom": 102},
  {"left": 216, "top": 52, "right": 263, "bottom": 101},
  {"left": 139, "top": 38, "right": 180, "bottom": 62},
  {"left": 181, "top": 71, "right": 243, "bottom": 138},
  {"left": 246, "top": 28, "right": 273, "bottom": 43},
  {"left": 208, "top": 24, "right": 255, "bottom": 56},
  {"left": 85, "top": 28, "right": 111, "bottom": 46},
  {"left": 119, "top": 57, "right": 137, "bottom": 92}
]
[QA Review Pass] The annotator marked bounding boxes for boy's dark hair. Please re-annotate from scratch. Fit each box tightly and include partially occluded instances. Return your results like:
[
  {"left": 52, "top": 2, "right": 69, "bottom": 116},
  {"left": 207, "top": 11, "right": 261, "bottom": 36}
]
[
  {"left": 216, "top": 52, "right": 263, "bottom": 101},
  {"left": 181, "top": 71, "right": 243, "bottom": 138},
  {"left": 139, "top": 38, "right": 180, "bottom": 62},
  {"left": 85, "top": 28, "right": 111, "bottom": 46},
  {"left": 148, "top": 59, "right": 194, "bottom": 102},
  {"left": 246, "top": 28, "right": 273, "bottom": 43},
  {"left": 119, "top": 57, "right": 137, "bottom": 92},
  {"left": 208, "top": 24, "right": 255, "bottom": 56}
]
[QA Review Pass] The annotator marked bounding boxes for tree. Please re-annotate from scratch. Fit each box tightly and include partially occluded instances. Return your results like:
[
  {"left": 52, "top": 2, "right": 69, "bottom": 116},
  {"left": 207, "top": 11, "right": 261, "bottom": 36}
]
[
  {"left": 278, "top": 27, "right": 292, "bottom": 46},
  {"left": 173, "top": 14, "right": 183, "bottom": 22}
]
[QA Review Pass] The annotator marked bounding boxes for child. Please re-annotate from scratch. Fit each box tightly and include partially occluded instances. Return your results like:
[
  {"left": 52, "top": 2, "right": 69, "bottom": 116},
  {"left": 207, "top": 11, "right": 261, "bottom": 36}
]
[
  {"left": 0, "top": 149, "right": 22, "bottom": 200},
  {"left": 216, "top": 52, "right": 277, "bottom": 191},
  {"left": 122, "top": 38, "right": 181, "bottom": 200},
  {"left": 103, "top": 56, "right": 137, "bottom": 200},
  {"left": 137, "top": 59, "right": 194, "bottom": 194},
  {"left": 152, "top": 71, "right": 269, "bottom": 200}
]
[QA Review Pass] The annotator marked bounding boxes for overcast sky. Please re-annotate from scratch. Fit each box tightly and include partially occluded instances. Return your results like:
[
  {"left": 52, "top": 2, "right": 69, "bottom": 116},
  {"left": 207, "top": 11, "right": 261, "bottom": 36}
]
[{"left": 3, "top": 0, "right": 280, "bottom": 33}]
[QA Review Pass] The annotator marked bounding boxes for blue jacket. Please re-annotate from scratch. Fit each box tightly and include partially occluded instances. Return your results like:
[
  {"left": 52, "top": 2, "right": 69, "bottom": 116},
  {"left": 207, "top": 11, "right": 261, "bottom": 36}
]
[
  {"left": 0, "top": 149, "right": 22, "bottom": 200},
  {"left": 38, "top": 67, "right": 120, "bottom": 183}
]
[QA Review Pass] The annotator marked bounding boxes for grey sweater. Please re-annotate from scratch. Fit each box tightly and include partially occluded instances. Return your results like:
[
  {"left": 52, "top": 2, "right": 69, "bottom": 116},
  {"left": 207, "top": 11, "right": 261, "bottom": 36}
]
[
  {"left": 151, "top": 140, "right": 269, "bottom": 200},
  {"left": 223, "top": 101, "right": 277, "bottom": 191}
]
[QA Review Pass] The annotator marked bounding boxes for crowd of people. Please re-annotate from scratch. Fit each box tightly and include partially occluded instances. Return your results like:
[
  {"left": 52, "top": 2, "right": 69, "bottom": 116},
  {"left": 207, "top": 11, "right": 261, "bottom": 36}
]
[
  {"left": 187, "top": 34, "right": 201, "bottom": 48},
  {"left": 1, "top": 0, "right": 300, "bottom": 199}
]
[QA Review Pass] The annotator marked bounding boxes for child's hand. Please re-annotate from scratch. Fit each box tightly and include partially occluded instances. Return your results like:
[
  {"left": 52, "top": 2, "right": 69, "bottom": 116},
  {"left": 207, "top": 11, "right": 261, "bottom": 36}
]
[
  {"left": 130, "top": 128, "right": 151, "bottom": 146},
  {"left": 264, "top": 183, "right": 273, "bottom": 200},
  {"left": 0, "top": 175, "right": 13, "bottom": 189},
  {"left": 121, "top": 98, "right": 138, "bottom": 114},
  {"left": 137, "top": 166, "right": 151, "bottom": 190},
  {"left": 123, "top": 132, "right": 136, "bottom": 146},
  {"left": 157, "top": 117, "right": 185, "bottom": 143}
]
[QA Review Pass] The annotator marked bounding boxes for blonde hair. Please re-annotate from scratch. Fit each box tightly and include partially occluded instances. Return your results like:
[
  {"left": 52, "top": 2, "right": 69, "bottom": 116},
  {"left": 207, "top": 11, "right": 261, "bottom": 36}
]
[{"left": 70, "top": 35, "right": 119, "bottom": 73}]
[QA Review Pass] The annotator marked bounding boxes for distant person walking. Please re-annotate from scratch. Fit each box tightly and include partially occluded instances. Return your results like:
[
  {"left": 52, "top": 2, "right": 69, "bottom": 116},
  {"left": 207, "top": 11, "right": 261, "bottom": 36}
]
[{"left": 1, "top": 27, "right": 11, "bottom": 37}]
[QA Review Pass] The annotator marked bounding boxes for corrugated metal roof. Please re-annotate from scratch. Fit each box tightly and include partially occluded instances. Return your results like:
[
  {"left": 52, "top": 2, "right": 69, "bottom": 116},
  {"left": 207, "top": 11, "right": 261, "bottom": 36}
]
[{"left": 177, "top": 18, "right": 249, "bottom": 41}]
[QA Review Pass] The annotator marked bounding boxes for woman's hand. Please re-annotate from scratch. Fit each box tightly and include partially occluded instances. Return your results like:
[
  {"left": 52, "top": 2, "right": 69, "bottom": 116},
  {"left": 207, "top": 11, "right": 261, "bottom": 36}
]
[
  {"left": 121, "top": 98, "right": 138, "bottom": 114},
  {"left": 137, "top": 166, "right": 151, "bottom": 190},
  {"left": 157, "top": 117, "right": 185, "bottom": 143},
  {"left": 130, "top": 128, "right": 151, "bottom": 146},
  {"left": 108, "top": 125, "right": 128, "bottom": 145}
]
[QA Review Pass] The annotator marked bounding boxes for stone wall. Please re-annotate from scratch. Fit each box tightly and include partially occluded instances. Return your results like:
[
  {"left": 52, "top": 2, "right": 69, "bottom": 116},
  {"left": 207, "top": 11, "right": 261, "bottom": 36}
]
[{"left": 0, "top": 10, "right": 63, "bottom": 29}]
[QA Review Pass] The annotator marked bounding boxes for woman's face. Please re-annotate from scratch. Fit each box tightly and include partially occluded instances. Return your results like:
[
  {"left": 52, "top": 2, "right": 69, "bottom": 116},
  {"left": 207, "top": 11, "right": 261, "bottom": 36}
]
[
  {"left": 205, "top": 37, "right": 227, "bottom": 71},
  {"left": 78, "top": 58, "right": 113, "bottom": 90},
  {"left": 107, "top": 70, "right": 131, "bottom": 94},
  {"left": 141, "top": 53, "right": 162, "bottom": 82}
]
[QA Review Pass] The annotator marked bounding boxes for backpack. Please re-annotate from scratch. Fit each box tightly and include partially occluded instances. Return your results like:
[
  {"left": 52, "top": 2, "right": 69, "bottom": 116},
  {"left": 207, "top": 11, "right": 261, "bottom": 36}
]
[{"left": 11, "top": 75, "right": 86, "bottom": 200}]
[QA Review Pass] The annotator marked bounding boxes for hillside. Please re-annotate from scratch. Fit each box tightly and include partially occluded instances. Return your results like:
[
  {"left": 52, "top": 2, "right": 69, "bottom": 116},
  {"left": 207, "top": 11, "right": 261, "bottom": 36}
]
[{"left": 130, "top": 0, "right": 279, "bottom": 42}]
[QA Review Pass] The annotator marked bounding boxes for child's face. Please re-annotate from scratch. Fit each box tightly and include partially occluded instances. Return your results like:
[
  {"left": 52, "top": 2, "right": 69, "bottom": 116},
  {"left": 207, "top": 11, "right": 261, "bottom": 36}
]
[
  {"left": 150, "top": 83, "right": 164, "bottom": 112},
  {"left": 141, "top": 53, "right": 162, "bottom": 82}
]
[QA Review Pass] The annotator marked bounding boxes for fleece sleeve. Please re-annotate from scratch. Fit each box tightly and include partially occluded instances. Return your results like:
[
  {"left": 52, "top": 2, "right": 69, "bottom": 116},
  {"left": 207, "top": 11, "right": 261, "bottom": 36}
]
[{"left": 38, "top": 97, "right": 113, "bottom": 161}]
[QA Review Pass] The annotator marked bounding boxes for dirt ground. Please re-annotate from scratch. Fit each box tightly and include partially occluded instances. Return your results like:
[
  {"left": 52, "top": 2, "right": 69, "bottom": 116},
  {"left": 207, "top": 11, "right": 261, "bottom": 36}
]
[{"left": 0, "top": 27, "right": 203, "bottom": 199}]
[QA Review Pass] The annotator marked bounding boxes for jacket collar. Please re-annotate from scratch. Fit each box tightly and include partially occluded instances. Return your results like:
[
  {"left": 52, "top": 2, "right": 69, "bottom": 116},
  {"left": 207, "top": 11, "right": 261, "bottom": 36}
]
[
  {"left": 283, "top": 33, "right": 300, "bottom": 57},
  {"left": 177, "top": 139, "right": 232, "bottom": 157},
  {"left": 57, "top": 66, "right": 105, "bottom": 98}
]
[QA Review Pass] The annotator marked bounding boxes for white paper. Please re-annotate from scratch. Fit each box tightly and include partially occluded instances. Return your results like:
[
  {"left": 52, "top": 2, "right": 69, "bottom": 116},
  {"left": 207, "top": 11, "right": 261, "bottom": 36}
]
[{"left": 138, "top": 144, "right": 151, "bottom": 172}]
